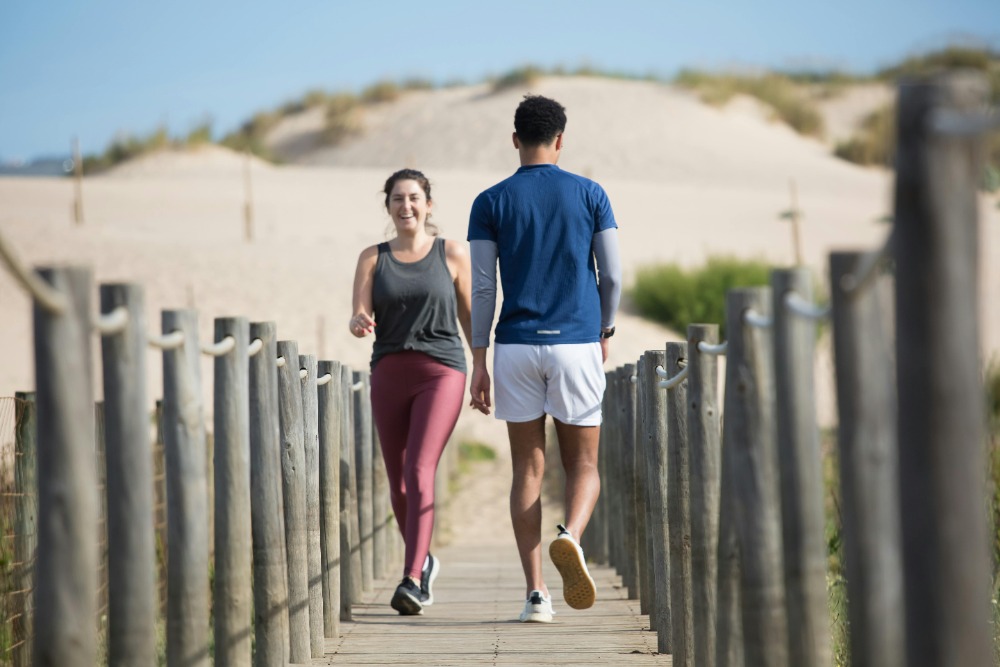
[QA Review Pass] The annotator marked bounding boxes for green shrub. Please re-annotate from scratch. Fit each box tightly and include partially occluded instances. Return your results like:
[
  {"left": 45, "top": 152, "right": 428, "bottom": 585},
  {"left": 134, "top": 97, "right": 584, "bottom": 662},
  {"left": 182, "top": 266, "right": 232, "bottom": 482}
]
[
  {"left": 630, "top": 256, "right": 773, "bottom": 337},
  {"left": 323, "top": 93, "right": 363, "bottom": 145},
  {"left": 674, "top": 70, "right": 825, "bottom": 138},
  {"left": 834, "top": 104, "right": 895, "bottom": 167},
  {"left": 362, "top": 80, "right": 401, "bottom": 104},
  {"left": 183, "top": 121, "right": 213, "bottom": 146},
  {"left": 491, "top": 66, "right": 544, "bottom": 93}
]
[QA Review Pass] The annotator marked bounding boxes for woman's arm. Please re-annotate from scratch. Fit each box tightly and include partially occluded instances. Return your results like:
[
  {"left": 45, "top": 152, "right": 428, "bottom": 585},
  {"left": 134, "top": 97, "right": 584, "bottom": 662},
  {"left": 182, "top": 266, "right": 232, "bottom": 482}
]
[
  {"left": 350, "top": 245, "right": 379, "bottom": 337},
  {"left": 445, "top": 239, "right": 474, "bottom": 348}
]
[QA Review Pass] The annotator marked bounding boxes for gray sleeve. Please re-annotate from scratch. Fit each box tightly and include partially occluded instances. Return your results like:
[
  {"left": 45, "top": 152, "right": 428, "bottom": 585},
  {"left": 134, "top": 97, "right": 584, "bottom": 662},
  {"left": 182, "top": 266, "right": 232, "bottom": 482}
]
[
  {"left": 592, "top": 228, "right": 622, "bottom": 330},
  {"left": 470, "top": 239, "right": 498, "bottom": 348}
]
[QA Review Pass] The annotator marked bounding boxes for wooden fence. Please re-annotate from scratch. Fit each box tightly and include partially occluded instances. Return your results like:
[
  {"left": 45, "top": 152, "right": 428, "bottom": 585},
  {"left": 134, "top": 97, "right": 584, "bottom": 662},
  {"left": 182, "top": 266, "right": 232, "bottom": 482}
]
[
  {"left": 586, "top": 72, "right": 996, "bottom": 667},
  {"left": 6, "top": 288, "right": 461, "bottom": 665}
]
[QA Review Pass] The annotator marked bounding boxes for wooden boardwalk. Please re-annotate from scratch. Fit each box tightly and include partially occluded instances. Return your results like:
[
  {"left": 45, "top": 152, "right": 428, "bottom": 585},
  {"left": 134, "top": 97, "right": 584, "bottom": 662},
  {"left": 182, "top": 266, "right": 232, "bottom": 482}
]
[{"left": 308, "top": 459, "right": 672, "bottom": 666}]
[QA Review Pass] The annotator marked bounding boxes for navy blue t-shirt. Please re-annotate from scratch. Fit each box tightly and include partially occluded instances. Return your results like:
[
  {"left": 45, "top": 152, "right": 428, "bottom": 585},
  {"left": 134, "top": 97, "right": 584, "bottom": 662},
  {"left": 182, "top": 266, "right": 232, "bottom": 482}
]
[{"left": 468, "top": 163, "right": 618, "bottom": 345}]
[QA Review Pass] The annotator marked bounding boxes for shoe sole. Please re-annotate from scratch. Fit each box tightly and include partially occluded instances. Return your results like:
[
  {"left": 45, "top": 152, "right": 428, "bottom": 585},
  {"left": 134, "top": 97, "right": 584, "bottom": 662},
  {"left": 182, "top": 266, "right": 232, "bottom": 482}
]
[
  {"left": 519, "top": 611, "right": 554, "bottom": 623},
  {"left": 391, "top": 589, "right": 424, "bottom": 616},
  {"left": 549, "top": 537, "right": 596, "bottom": 610},
  {"left": 422, "top": 557, "right": 440, "bottom": 607}
]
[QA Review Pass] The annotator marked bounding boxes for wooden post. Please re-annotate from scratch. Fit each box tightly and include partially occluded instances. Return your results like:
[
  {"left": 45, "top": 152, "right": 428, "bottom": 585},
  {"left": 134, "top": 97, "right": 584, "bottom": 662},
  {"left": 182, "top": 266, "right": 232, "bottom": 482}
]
[
  {"left": 605, "top": 370, "right": 623, "bottom": 574},
  {"left": 340, "top": 364, "right": 362, "bottom": 616},
  {"left": 715, "top": 398, "right": 743, "bottom": 667},
  {"left": 276, "top": 340, "right": 311, "bottom": 664},
  {"left": 633, "top": 359, "right": 652, "bottom": 618},
  {"left": 894, "top": 72, "right": 993, "bottom": 667},
  {"left": 618, "top": 365, "right": 640, "bottom": 599},
  {"left": 770, "top": 269, "right": 830, "bottom": 667},
  {"left": 686, "top": 324, "right": 721, "bottom": 667},
  {"left": 666, "top": 342, "right": 693, "bottom": 667},
  {"left": 248, "top": 322, "right": 289, "bottom": 667},
  {"left": 72, "top": 137, "right": 84, "bottom": 225},
  {"left": 317, "top": 360, "right": 342, "bottom": 638},
  {"left": 352, "top": 370, "right": 374, "bottom": 591},
  {"left": 14, "top": 392, "right": 37, "bottom": 667},
  {"left": 161, "top": 309, "right": 209, "bottom": 667},
  {"left": 100, "top": 284, "right": 156, "bottom": 666},
  {"left": 726, "top": 287, "right": 788, "bottom": 667},
  {"left": 33, "top": 266, "right": 97, "bottom": 667},
  {"left": 372, "top": 410, "right": 390, "bottom": 580},
  {"left": 638, "top": 350, "right": 672, "bottom": 654},
  {"left": 830, "top": 253, "right": 904, "bottom": 667},
  {"left": 299, "top": 353, "right": 325, "bottom": 657},
  {"left": 213, "top": 317, "right": 252, "bottom": 667}
]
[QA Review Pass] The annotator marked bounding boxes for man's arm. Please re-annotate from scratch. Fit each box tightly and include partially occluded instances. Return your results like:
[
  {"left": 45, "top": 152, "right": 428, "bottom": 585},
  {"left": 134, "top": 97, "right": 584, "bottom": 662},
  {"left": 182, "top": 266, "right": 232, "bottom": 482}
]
[
  {"left": 469, "top": 239, "right": 498, "bottom": 414},
  {"left": 593, "top": 228, "right": 622, "bottom": 362}
]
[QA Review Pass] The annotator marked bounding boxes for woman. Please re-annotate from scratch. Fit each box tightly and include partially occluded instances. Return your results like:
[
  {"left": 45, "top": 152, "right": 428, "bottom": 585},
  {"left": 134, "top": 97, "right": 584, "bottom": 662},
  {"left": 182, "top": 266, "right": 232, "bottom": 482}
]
[{"left": 349, "top": 168, "right": 473, "bottom": 615}]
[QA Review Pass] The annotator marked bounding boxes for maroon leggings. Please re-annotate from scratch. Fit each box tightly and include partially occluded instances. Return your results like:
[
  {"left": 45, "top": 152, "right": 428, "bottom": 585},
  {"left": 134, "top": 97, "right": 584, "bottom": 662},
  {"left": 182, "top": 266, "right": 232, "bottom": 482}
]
[{"left": 370, "top": 352, "right": 466, "bottom": 580}]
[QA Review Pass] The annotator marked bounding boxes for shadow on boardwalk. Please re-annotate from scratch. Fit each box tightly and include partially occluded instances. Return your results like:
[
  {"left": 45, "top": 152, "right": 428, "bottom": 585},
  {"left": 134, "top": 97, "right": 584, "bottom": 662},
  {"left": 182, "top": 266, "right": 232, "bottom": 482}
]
[{"left": 310, "top": 458, "right": 671, "bottom": 666}]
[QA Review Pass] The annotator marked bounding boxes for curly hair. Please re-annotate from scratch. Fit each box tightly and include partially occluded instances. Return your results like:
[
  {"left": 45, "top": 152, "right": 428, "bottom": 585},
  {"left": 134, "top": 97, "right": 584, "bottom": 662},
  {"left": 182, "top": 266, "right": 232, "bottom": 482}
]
[
  {"left": 382, "top": 168, "right": 439, "bottom": 236},
  {"left": 513, "top": 95, "right": 567, "bottom": 146}
]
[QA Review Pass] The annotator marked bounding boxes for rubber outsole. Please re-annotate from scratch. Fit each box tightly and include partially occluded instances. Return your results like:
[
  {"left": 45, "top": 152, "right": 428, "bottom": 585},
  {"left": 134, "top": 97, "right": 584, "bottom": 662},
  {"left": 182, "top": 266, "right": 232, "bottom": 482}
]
[
  {"left": 549, "top": 537, "right": 596, "bottom": 610},
  {"left": 390, "top": 588, "right": 424, "bottom": 615},
  {"left": 519, "top": 610, "right": 554, "bottom": 623}
]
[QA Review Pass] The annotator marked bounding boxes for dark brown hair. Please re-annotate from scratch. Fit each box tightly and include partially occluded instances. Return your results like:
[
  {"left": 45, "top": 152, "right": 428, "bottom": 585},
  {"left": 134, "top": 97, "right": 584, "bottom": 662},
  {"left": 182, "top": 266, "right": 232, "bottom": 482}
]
[{"left": 382, "top": 168, "right": 439, "bottom": 236}]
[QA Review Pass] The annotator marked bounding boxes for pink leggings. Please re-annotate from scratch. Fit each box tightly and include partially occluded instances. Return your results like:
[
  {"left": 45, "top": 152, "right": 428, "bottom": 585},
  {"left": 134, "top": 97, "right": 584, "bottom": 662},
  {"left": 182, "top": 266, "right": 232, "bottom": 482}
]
[{"left": 370, "top": 352, "right": 466, "bottom": 580}]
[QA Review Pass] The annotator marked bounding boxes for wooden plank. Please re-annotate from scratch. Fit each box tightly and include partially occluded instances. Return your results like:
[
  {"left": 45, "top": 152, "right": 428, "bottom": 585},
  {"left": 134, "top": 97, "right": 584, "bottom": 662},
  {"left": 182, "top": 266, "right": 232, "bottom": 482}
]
[
  {"left": 317, "top": 359, "right": 342, "bottom": 639},
  {"left": 665, "top": 342, "right": 692, "bottom": 667},
  {"left": 300, "top": 353, "right": 325, "bottom": 657}
]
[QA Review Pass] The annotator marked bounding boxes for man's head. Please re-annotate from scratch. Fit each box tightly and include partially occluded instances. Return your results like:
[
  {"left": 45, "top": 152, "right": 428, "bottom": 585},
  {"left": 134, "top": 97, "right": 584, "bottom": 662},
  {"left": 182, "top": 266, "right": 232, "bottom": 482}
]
[{"left": 513, "top": 95, "right": 566, "bottom": 147}]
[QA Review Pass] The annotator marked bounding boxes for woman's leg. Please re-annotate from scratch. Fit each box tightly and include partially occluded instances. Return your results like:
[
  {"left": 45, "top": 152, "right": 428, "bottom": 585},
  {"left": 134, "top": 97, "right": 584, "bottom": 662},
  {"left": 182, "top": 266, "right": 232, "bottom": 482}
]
[
  {"left": 400, "top": 362, "right": 466, "bottom": 580},
  {"left": 370, "top": 357, "right": 415, "bottom": 544}
]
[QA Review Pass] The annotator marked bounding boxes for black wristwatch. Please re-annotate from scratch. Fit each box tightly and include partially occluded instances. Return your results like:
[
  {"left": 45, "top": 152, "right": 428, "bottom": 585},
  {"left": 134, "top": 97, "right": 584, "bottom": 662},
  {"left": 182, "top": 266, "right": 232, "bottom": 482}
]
[{"left": 600, "top": 326, "right": 615, "bottom": 339}]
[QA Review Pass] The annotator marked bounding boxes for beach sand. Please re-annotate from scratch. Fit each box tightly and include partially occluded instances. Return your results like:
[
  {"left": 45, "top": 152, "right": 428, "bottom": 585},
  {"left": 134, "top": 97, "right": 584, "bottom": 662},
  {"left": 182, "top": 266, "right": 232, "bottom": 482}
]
[{"left": 2, "top": 77, "right": 997, "bottom": 449}]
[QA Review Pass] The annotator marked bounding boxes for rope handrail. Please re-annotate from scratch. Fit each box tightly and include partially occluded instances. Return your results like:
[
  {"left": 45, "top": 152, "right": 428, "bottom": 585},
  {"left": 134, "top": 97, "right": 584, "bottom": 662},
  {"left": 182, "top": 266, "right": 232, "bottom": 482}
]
[
  {"left": 698, "top": 341, "right": 727, "bottom": 355},
  {"left": 201, "top": 336, "right": 236, "bottom": 357},
  {"left": 95, "top": 306, "right": 128, "bottom": 336},
  {"left": 352, "top": 381, "right": 364, "bottom": 391},
  {"left": 316, "top": 373, "right": 332, "bottom": 386},
  {"left": 930, "top": 106, "right": 1000, "bottom": 136},
  {"left": 299, "top": 368, "right": 308, "bottom": 379},
  {"left": 841, "top": 228, "right": 893, "bottom": 294},
  {"left": 783, "top": 292, "right": 831, "bottom": 320},
  {"left": 276, "top": 356, "right": 286, "bottom": 368},
  {"left": 148, "top": 331, "right": 184, "bottom": 350},
  {"left": 657, "top": 364, "right": 689, "bottom": 390},
  {"left": 247, "top": 339, "right": 263, "bottom": 356},
  {"left": 744, "top": 309, "right": 773, "bottom": 329},
  {"left": 0, "top": 228, "right": 68, "bottom": 315}
]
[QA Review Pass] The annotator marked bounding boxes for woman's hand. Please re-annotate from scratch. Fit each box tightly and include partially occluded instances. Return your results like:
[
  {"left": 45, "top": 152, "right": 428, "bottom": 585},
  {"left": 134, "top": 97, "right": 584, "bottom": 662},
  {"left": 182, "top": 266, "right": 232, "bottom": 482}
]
[{"left": 350, "top": 312, "right": 375, "bottom": 337}]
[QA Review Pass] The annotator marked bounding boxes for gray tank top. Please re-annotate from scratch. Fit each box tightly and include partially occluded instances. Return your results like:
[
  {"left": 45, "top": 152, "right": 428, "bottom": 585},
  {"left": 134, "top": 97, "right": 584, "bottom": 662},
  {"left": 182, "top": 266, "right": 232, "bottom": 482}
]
[{"left": 371, "top": 237, "right": 466, "bottom": 373}]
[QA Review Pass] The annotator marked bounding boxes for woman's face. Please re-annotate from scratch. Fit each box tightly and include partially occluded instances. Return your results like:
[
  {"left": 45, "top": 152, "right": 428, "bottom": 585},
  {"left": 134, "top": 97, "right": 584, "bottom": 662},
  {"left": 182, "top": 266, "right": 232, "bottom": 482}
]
[{"left": 388, "top": 179, "right": 431, "bottom": 235}]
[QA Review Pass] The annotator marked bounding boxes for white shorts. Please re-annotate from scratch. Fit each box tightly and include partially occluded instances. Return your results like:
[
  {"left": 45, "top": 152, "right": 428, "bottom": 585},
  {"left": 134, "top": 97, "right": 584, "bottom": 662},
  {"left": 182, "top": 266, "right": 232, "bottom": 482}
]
[{"left": 493, "top": 342, "right": 606, "bottom": 426}]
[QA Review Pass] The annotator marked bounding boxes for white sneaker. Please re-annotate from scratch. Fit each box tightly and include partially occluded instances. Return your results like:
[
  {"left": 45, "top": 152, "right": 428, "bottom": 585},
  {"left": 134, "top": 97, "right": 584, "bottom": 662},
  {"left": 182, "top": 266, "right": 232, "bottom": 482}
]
[
  {"left": 519, "top": 590, "right": 555, "bottom": 623},
  {"left": 549, "top": 524, "right": 596, "bottom": 610}
]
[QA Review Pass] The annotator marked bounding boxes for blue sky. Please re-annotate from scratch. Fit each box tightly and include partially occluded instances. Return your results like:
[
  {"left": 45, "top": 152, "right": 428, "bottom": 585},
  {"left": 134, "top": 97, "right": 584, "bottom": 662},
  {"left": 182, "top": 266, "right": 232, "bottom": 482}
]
[{"left": 1, "top": 0, "right": 997, "bottom": 162}]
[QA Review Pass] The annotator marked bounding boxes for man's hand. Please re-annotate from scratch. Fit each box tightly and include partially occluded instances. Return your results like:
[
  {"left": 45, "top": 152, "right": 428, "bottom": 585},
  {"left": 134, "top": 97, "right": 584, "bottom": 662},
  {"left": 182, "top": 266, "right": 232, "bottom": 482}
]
[
  {"left": 469, "top": 349, "right": 492, "bottom": 415},
  {"left": 600, "top": 337, "right": 609, "bottom": 363}
]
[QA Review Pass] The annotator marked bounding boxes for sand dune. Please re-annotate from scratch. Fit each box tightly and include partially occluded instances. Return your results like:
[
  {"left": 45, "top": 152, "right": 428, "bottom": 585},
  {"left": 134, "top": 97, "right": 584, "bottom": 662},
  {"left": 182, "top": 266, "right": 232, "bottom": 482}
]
[{"left": 1, "top": 77, "right": 996, "bottom": 448}]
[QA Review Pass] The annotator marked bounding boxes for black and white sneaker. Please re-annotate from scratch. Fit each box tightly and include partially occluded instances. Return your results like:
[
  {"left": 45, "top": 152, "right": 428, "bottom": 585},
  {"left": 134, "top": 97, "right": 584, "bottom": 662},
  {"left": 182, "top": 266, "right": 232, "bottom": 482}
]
[
  {"left": 420, "top": 553, "right": 440, "bottom": 606},
  {"left": 390, "top": 578, "right": 423, "bottom": 615}
]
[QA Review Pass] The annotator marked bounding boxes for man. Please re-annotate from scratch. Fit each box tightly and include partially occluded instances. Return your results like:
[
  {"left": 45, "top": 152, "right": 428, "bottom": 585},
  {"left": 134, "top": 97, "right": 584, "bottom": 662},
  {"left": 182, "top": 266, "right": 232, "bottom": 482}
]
[{"left": 467, "top": 94, "right": 622, "bottom": 623}]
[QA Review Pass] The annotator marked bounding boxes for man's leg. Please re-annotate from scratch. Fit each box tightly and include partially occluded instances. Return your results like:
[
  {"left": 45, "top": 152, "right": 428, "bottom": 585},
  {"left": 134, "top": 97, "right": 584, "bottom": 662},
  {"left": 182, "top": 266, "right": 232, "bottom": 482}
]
[
  {"left": 554, "top": 419, "right": 601, "bottom": 539},
  {"left": 507, "top": 416, "right": 548, "bottom": 598}
]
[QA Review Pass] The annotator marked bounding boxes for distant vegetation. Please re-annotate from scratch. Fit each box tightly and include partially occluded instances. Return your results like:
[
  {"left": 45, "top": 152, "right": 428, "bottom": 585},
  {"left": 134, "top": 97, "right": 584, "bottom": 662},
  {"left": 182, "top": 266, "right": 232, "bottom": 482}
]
[
  {"left": 630, "top": 256, "right": 773, "bottom": 338},
  {"left": 79, "top": 44, "right": 1000, "bottom": 180},
  {"left": 674, "top": 70, "right": 826, "bottom": 138},
  {"left": 834, "top": 46, "right": 1000, "bottom": 190},
  {"left": 82, "top": 121, "right": 214, "bottom": 173}
]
